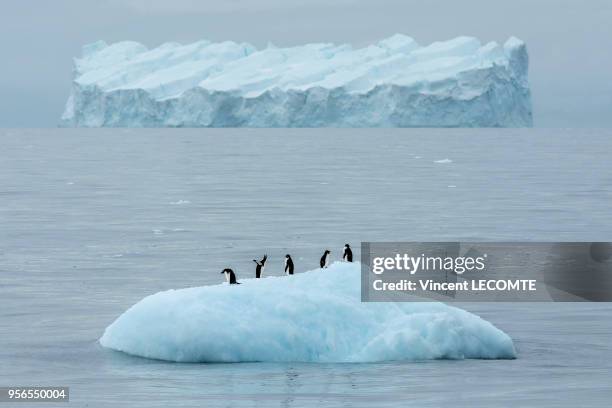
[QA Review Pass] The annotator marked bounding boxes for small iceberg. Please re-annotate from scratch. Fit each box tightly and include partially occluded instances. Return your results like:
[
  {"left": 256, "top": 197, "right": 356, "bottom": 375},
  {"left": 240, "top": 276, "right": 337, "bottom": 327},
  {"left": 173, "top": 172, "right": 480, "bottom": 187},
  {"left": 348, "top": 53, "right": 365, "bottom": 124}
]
[{"left": 100, "top": 262, "right": 516, "bottom": 363}]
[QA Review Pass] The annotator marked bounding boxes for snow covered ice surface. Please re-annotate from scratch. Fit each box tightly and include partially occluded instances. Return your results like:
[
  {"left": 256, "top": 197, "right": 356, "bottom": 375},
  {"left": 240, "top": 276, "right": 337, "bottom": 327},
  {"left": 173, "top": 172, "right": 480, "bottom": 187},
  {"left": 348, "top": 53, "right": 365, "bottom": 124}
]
[
  {"left": 100, "top": 262, "right": 515, "bottom": 363},
  {"left": 61, "top": 35, "right": 532, "bottom": 127}
]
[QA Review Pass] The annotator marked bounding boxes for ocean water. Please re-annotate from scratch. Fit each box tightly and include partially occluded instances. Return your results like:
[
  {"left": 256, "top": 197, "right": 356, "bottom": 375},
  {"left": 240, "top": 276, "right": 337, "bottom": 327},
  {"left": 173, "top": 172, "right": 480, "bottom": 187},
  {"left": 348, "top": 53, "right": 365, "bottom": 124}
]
[{"left": 1, "top": 128, "right": 611, "bottom": 407}]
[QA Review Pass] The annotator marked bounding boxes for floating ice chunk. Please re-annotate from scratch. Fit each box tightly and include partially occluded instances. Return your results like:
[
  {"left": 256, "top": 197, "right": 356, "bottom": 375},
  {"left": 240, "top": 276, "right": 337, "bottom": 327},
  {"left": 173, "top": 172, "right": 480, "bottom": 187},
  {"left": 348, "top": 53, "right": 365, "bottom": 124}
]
[
  {"left": 100, "top": 263, "right": 516, "bottom": 363},
  {"left": 170, "top": 200, "right": 191, "bottom": 205},
  {"left": 61, "top": 35, "right": 532, "bottom": 127}
]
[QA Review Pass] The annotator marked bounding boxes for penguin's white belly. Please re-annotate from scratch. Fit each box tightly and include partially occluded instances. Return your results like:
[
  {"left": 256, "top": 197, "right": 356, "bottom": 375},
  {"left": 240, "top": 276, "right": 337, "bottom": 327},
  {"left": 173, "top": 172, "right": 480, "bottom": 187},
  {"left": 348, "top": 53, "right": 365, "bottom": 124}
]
[{"left": 224, "top": 272, "right": 230, "bottom": 283}]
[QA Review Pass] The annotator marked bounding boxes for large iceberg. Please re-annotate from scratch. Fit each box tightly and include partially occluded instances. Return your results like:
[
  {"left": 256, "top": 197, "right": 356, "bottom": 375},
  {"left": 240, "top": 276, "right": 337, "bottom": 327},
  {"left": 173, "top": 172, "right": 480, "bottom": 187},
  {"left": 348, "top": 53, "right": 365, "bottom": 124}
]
[
  {"left": 62, "top": 35, "right": 532, "bottom": 127},
  {"left": 100, "top": 263, "right": 516, "bottom": 362}
]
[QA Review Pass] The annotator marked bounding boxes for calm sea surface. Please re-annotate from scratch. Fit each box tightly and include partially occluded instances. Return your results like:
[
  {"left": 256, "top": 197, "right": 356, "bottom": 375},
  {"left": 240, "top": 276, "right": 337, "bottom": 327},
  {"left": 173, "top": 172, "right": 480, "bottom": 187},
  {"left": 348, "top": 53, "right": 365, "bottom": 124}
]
[{"left": 1, "top": 129, "right": 611, "bottom": 407}]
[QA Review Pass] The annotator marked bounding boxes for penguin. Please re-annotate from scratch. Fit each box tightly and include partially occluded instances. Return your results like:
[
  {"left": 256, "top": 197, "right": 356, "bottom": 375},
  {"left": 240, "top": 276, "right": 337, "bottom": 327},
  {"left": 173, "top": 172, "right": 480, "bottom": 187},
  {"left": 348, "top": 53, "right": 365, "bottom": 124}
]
[
  {"left": 343, "top": 244, "right": 353, "bottom": 262},
  {"left": 253, "top": 254, "right": 267, "bottom": 278},
  {"left": 284, "top": 254, "right": 294, "bottom": 275},
  {"left": 320, "top": 250, "right": 331, "bottom": 268},
  {"left": 221, "top": 268, "right": 240, "bottom": 285}
]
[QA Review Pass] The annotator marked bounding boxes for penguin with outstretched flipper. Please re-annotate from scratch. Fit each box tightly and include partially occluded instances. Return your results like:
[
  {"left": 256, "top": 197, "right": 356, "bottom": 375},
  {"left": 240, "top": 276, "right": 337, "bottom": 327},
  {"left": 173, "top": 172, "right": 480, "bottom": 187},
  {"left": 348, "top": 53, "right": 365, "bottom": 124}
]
[{"left": 253, "top": 254, "right": 267, "bottom": 278}]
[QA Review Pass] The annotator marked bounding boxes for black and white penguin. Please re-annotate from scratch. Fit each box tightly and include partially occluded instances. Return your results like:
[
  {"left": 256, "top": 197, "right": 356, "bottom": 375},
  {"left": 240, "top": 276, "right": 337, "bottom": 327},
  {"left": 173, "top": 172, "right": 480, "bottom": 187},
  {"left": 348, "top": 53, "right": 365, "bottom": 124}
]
[
  {"left": 221, "top": 268, "right": 240, "bottom": 285},
  {"left": 284, "top": 254, "right": 294, "bottom": 275},
  {"left": 343, "top": 244, "right": 353, "bottom": 262},
  {"left": 320, "top": 250, "right": 331, "bottom": 268},
  {"left": 253, "top": 254, "right": 267, "bottom": 278}
]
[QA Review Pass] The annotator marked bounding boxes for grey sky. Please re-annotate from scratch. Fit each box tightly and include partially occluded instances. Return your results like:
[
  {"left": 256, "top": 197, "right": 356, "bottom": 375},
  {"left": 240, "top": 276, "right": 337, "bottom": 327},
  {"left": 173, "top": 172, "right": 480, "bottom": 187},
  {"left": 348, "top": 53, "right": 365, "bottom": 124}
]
[{"left": 1, "top": 0, "right": 610, "bottom": 127}]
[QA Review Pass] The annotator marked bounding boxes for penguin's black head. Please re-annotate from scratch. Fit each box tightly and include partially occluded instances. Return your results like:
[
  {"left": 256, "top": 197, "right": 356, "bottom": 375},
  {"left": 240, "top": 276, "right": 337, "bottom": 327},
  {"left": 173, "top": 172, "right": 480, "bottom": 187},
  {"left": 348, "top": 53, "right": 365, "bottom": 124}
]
[
  {"left": 285, "top": 254, "right": 291, "bottom": 258},
  {"left": 345, "top": 244, "right": 350, "bottom": 248},
  {"left": 221, "top": 268, "right": 233, "bottom": 274},
  {"left": 325, "top": 249, "right": 330, "bottom": 254}
]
